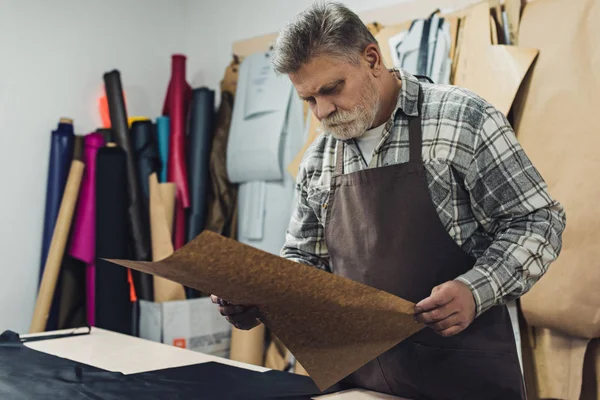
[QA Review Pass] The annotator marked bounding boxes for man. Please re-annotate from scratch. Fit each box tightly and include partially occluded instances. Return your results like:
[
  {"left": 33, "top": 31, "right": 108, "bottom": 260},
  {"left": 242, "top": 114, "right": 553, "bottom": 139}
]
[{"left": 212, "top": 2, "right": 565, "bottom": 399}]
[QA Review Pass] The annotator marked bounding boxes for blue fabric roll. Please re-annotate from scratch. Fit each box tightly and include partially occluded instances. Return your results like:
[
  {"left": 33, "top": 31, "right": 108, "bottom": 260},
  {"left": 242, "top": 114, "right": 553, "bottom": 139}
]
[
  {"left": 156, "top": 116, "right": 170, "bottom": 183},
  {"left": 39, "top": 120, "right": 75, "bottom": 330}
]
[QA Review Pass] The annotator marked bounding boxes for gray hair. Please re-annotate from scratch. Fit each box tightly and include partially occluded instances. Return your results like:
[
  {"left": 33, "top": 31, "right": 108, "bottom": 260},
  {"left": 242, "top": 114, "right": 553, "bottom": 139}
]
[{"left": 271, "top": 1, "right": 377, "bottom": 74}]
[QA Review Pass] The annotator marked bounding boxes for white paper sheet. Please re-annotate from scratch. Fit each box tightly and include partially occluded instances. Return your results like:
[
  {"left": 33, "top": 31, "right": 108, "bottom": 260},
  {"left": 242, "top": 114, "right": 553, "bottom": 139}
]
[
  {"left": 227, "top": 51, "right": 293, "bottom": 183},
  {"left": 237, "top": 91, "right": 306, "bottom": 256},
  {"left": 238, "top": 181, "right": 266, "bottom": 240}
]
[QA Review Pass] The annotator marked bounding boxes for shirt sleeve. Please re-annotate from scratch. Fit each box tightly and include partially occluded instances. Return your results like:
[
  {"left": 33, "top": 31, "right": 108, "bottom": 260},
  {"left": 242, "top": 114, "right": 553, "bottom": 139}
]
[
  {"left": 455, "top": 105, "right": 566, "bottom": 317},
  {"left": 280, "top": 165, "right": 331, "bottom": 272}
]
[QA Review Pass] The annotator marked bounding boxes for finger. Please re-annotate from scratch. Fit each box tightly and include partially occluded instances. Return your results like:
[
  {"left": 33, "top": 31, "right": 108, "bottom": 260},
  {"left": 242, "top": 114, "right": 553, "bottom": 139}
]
[
  {"left": 218, "top": 305, "right": 244, "bottom": 316},
  {"left": 232, "top": 319, "right": 260, "bottom": 331},
  {"left": 414, "top": 283, "right": 454, "bottom": 313},
  {"left": 226, "top": 313, "right": 258, "bottom": 324},
  {"left": 437, "top": 324, "right": 464, "bottom": 337},
  {"left": 426, "top": 312, "right": 461, "bottom": 332},
  {"left": 218, "top": 298, "right": 230, "bottom": 306},
  {"left": 415, "top": 301, "right": 459, "bottom": 324},
  {"left": 210, "top": 295, "right": 219, "bottom": 304}
]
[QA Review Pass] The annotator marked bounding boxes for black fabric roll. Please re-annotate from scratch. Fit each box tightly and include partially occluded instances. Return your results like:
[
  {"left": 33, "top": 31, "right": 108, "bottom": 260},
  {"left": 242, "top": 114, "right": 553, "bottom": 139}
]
[
  {"left": 186, "top": 88, "right": 215, "bottom": 243},
  {"left": 73, "top": 135, "right": 84, "bottom": 161},
  {"left": 103, "top": 70, "right": 153, "bottom": 301},
  {"left": 95, "top": 146, "right": 133, "bottom": 335},
  {"left": 57, "top": 256, "right": 86, "bottom": 330},
  {"left": 131, "top": 120, "right": 161, "bottom": 203},
  {"left": 96, "top": 128, "right": 113, "bottom": 143}
]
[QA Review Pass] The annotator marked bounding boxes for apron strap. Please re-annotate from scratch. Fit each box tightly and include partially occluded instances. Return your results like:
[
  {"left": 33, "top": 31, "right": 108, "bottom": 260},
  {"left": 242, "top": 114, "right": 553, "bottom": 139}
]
[
  {"left": 408, "top": 85, "right": 424, "bottom": 163},
  {"left": 334, "top": 139, "right": 344, "bottom": 177}
]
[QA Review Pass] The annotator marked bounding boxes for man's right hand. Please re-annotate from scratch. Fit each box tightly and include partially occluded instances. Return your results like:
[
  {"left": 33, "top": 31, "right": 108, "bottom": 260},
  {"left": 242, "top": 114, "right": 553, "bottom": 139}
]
[{"left": 210, "top": 295, "right": 261, "bottom": 330}]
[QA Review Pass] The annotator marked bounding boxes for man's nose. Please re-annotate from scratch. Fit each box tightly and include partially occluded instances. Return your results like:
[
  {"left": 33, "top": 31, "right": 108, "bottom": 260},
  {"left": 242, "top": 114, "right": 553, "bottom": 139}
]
[{"left": 315, "top": 98, "right": 336, "bottom": 120}]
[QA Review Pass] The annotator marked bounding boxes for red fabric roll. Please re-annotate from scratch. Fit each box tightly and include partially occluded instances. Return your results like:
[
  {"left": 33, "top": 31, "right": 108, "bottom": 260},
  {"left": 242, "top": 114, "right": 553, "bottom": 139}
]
[{"left": 163, "top": 54, "right": 192, "bottom": 249}]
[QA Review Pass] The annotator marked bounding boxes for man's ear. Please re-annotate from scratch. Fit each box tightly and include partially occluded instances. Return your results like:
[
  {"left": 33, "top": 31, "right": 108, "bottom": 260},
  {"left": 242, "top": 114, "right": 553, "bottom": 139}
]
[{"left": 363, "top": 44, "right": 384, "bottom": 76}]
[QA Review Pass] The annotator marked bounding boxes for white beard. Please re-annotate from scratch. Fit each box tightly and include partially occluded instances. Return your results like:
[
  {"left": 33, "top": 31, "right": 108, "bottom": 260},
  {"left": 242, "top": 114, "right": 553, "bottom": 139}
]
[{"left": 322, "top": 82, "right": 380, "bottom": 140}]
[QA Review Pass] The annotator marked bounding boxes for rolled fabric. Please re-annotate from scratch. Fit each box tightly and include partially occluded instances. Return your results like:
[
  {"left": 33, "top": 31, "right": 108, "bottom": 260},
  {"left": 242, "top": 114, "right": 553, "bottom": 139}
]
[
  {"left": 39, "top": 119, "right": 75, "bottom": 331},
  {"left": 69, "top": 133, "right": 105, "bottom": 264},
  {"left": 205, "top": 91, "right": 237, "bottom": 238},
  {"left": 128, "top": 116, "right": 150, "bottom": 127},
  {"left": 30, "top": 161, "right": 85, "bottom": 333},
  {"left": 68, "top": 133, "right": 105, "bottom": 326},
  {"left": 149, "top": 173, "right": 186, "bottom": 302},
  {"left": 57, "top": 256, "right": 86, "bottom": 329},
  {"left": 131, "top": 120, "right": 161, "bottom": 202},
  {"left": 96, "top": 128, "right": 113, "bottom": 143},
  {"left": 229, "top": 324, "right": 266, "bottom": 367},
  {"left": 103, "top": 70, "right": 153, "bottom": 301},
  {"left": 95, "top": 145, "right": 133, "bottom": 335},
  {"left": 186, "top": 87, "right": 215, "bottom": 243},
  {"left": 162, "top": 54, "right": 192, "bottom": 250},
  {"left": 40, "top": 119, "right": 75, "bottom": 282},
  {"left": 73, "top": 135, "right": 84, "bottom": 161},
  {"left": 155, "top": 116, "right": 170, "bottom": 183}
]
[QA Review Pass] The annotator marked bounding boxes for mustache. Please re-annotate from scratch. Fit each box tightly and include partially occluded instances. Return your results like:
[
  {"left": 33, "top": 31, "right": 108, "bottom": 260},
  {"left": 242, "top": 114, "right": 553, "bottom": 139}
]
[{"left": 322, "top": 111, "right": 356, "bottom": 126}]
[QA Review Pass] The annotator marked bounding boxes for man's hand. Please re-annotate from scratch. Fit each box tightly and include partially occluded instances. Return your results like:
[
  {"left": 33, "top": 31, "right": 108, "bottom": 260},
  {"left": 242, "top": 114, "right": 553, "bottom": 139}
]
[
  {"left": 210, "top": 295, "right": 261, "bottom": 330},
  {"left": 414, "top": 281, "right": 476, "bottom": 337}
]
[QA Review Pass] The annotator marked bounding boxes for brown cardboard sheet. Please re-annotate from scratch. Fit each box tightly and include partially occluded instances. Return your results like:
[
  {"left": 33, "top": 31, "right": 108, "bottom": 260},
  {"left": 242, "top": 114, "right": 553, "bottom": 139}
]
[
  {"left": 106, "top": 230, "right": 423, "bottom": 391},
  {"left": 513, "top": 0, "right": 600, "bottom": 340},
  {"left": 521, "top": 325, "right": 590, "bottom": 400},
  {"left": 454, "top": 1, "right": 538, "bottom": 115}
]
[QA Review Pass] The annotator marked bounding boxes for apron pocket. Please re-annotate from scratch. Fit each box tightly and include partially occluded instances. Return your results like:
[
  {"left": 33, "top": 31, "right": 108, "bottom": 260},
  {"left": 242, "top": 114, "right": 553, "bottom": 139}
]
[{"left": 414, "top": 342, "right": 524, "bottom": 400}]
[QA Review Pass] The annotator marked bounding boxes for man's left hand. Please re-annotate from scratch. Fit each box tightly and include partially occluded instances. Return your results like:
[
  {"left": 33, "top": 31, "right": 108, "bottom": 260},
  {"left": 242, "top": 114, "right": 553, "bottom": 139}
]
[{"left": 414, "top": 281, "right": 476, "bottom": 337}]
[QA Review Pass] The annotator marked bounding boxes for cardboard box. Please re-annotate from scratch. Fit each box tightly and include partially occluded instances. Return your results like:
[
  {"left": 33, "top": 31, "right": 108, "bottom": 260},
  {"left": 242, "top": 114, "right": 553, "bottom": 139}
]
[{"left": 139, "top": 297, "right": 232, "bottom": 359}]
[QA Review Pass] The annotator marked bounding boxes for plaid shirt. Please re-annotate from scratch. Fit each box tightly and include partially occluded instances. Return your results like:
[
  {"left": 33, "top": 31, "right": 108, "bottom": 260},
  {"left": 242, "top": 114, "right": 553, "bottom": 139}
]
[{"left": 281, "top": 69, "right": 566, "bottom": 316}]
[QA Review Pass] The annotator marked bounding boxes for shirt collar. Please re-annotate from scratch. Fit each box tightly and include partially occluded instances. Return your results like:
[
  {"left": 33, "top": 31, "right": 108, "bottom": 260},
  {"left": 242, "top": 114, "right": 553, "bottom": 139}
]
[{"left": 391, "top": 68, "right": 421, "bottom": 118}]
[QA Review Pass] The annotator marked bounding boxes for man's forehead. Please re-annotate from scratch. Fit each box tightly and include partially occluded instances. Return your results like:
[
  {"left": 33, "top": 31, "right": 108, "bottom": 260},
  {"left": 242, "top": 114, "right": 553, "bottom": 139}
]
[{"left": 289, "top": 57, "right": 349, "bottom": 95}]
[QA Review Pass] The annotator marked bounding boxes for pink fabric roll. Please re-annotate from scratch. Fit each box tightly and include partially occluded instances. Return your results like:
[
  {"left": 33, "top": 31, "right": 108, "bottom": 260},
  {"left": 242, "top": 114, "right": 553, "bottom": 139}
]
[
  {"left": 163, "top": 54, "right": 192, "bottom": 250},
  {"left": 68, "top": 132, "right": 105, "bottom": 325}
]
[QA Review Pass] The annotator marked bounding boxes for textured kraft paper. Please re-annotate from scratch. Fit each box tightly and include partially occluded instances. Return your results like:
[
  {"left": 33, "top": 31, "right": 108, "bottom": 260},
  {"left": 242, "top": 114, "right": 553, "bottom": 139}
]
[
  {"left": 514, "top": 0, "right": 600, "bottom": 340},
  {"left": 106, "top": 230, "right": 423, "bottom": 391},
  {"left": 454, "top": 1, "right": 538, "bottom": 116}
]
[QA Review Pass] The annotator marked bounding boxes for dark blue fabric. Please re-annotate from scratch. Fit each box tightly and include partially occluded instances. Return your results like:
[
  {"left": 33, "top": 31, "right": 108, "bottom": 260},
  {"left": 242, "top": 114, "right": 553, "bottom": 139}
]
[
  {"left": 186, "top": 87, "right": 215, "bottom": 243},
  {"left": 0, "top": 330, "right": 343, "bottom": 399},
  {"left": 39, "top": 122, "right": 75, "bottom": 331}
]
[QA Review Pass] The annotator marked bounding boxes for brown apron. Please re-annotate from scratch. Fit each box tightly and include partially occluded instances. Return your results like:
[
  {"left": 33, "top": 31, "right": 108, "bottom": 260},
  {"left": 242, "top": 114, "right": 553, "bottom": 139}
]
[{"left": 324, "top": 85, "right": 525, "bottom": 400}]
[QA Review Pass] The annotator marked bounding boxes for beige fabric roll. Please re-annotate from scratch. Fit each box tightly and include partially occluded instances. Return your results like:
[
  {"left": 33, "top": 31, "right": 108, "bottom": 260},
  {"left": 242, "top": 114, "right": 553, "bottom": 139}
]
[
  {"left": 30, "top": 160, "right": 85, "bottom": 333},
  {"left": 149, "top": 173, "right": 186, "bottom": 302},
  {"left": 229, "top": 324, "right": 266, "bottom": 366},
  {"left": 264, "top": 335, "right": 289, "bottom": 371}
]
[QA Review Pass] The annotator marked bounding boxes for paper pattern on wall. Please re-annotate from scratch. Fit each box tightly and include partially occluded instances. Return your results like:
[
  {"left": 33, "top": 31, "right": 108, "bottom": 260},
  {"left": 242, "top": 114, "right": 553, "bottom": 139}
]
[
  {"left": 227, "top": 52, "right": 293, "bottom": 183},
  {"left": 237, "top": 91, "right": 306, "bottom": 256}
]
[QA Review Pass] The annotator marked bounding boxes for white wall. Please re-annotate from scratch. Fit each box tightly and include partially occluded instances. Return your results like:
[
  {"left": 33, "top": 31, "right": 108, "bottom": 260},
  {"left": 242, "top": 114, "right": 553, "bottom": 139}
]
[
  {"left": 185, "top": 0, "right": 411, "bottom": 91},
  {"left": 0, "top": 0, "right": 187, "bottom": 332}
]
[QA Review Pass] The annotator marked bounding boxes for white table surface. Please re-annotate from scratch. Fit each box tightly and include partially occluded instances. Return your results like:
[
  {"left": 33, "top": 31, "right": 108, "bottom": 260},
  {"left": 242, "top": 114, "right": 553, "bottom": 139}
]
[{"left": 22, "top": 327, "right": 404, "bottom": 400}]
